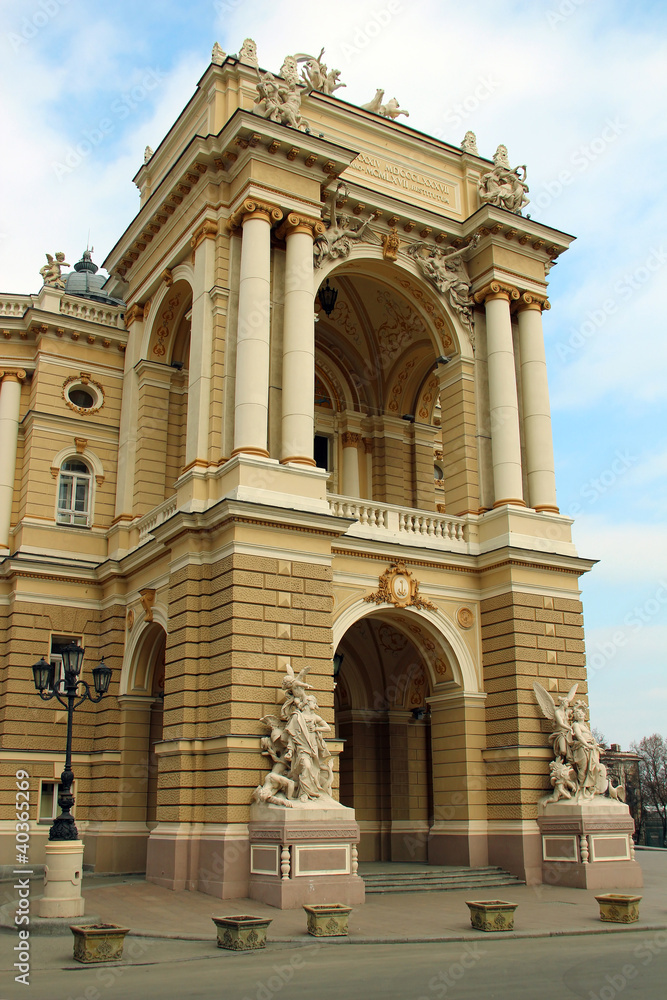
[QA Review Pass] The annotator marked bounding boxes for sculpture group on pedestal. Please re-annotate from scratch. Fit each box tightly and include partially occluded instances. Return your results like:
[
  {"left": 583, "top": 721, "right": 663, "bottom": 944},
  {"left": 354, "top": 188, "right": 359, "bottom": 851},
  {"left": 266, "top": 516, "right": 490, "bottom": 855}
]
[
  {"left": 253, "top": 663, "right": 334, "bottom": 807},
  {"left": 478, "top": 144, "right": 530, "bottom": 215},
  {"left": 533, "top": 682, "right": 625, "bottom": 803}
]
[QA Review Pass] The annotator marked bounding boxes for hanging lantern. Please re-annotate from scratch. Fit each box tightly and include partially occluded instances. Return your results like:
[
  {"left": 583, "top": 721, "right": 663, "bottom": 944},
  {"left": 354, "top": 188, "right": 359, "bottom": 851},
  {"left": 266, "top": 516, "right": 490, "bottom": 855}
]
[{"left": 318, "top": 278, "right": 338, "bottom": 317}]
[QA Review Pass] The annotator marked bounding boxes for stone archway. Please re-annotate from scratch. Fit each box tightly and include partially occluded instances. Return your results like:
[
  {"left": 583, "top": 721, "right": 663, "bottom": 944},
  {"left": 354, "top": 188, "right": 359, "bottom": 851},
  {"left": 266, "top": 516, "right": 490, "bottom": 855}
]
[
  {"left": 333, "top": 600, "right": 487, "bottom": 868},
  {"left": 107, "top": 622, "right": 166, "bottom": 869},
  {"left": 333, "top": 609, "right": 437, "bottom": 862}
]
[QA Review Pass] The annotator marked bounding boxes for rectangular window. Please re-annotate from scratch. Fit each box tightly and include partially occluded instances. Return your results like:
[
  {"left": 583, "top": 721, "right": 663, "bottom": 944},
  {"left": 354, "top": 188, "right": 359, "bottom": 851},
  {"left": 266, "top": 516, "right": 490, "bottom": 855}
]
[
  {"left": 56, "top": 466, "right": 91, "bottom": 526},
  {"left": 314, "top": 435, "right": 330, "bottom": 471},
  {"left": 39, "top": 780, "right": 72, "bottom": 822}
]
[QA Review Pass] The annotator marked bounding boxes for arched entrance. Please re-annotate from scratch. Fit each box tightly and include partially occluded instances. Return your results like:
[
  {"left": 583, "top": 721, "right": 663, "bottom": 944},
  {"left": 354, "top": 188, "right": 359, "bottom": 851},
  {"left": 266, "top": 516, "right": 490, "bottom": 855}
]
[
  {"left": 115, "top": 620, "right": 166, "bottom": 864},
  {"left": 334, "top": 610, "right": 433, "bottom": 862},
  {"left": 333, "top": 600, "right": 488, "bottom": 868}
]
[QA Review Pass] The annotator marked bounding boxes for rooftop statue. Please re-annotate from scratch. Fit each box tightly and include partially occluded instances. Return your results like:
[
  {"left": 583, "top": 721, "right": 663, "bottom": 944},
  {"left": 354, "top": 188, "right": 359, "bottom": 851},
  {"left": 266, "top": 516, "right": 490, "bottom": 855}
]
[
  {"left": 533, "top": 682, "right": 625, "bottom": 802},
  {"left": 253, "top": 663, "right": 334, "bottom": 807},
  {"left": 478, "top": 144, "right": 530, "bottom": 214},
  {"left": 211, "top": 42, "right": 226, "bottom": 66},
  {"left": 296, "top": 49, "right": 346, "bottom": 95},
  {"left": 238, "top": 37, "right": 259, "bottom": 68},
  {"left": 406, "top": 236, "right": 479, "bottom": 331},
  {"left": 254, "top": 52, "right": 310, "bottom": 131},
  {"left": 314, "top": 182, "right": 381, "bottom": 268},
  {"left": 461, "top": 131, "right": 478, "bottom": 155},
  {"left": 143, "top": 146, "right": 154, "bottom": 164},
  {"left": 39, "top": 252, "right": 70, "bottom": 289},
  {"left": 361, "top": 89, "right": 409, "bottom": 120}
]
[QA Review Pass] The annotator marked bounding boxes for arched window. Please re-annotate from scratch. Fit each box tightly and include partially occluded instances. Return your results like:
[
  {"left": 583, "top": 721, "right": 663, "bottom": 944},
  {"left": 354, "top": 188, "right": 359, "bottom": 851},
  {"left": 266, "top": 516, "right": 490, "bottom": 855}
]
[{"left": 57, "top": 459, "right": 92, "bottom": 527}]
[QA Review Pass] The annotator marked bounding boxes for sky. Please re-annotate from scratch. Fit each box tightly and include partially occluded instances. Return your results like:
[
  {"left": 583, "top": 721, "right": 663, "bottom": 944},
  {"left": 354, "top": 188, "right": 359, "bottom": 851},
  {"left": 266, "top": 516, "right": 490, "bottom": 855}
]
[{"left": 1, "top": 0, "right": 665, "bottom": 748}]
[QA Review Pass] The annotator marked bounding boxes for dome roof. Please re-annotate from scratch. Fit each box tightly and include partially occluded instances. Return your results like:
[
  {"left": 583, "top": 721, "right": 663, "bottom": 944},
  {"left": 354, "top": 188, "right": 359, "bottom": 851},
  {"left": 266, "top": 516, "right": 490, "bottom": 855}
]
[{"left": 63, "top": 251, "right": 125, "bottom": 307}]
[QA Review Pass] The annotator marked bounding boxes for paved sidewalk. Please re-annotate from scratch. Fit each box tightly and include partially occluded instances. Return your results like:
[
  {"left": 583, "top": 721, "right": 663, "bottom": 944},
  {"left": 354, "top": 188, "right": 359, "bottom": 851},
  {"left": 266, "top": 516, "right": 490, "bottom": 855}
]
[{"left": 1, "top": 851, "right": 665, "bottom": 972}]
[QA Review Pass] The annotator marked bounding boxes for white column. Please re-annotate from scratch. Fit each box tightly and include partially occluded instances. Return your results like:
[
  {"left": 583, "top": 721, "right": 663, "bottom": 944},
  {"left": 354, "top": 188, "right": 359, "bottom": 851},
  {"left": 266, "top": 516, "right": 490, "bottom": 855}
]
[
  {"left": 482, "top": 286, "right": 525, "bottom": 506},
  {"left": 186, "top": 221, "right": 217, "bottom": 466},
  {"left": 280, "top": 215, "right": 322, "bottom": 465},
  {"left": 232, "top": 201, "right": 282, "bottom": 458},
  {"left": 114, "top": 306, "right": 144, "bottom": 518},
  {"left": 0, "top": 369, "right": 26, "bottom": 551},
  {"left": 517, "top": 296, "right": 558, "bottom": 512},
  {"left": 341, "top": 432, "right": 361, "bottom": 497}
]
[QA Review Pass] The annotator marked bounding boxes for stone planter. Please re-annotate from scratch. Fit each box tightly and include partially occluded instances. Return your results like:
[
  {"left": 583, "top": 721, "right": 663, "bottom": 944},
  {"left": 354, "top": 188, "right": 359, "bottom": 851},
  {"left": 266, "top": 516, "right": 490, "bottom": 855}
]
[
  {"left": 466, "top": 900, "right": 518, "bottom": 932},
  {"left": 70, "top": 923, "right": 130, "bottom": 963},
  {"left": 303, "top": 903, "right": 352, "bottom": 937},
  {"left": 212, "top": 915, "right": 272, "bottom": 951},
  {"left": 595, "top": 894, "right": 642, "bottom": 924}
]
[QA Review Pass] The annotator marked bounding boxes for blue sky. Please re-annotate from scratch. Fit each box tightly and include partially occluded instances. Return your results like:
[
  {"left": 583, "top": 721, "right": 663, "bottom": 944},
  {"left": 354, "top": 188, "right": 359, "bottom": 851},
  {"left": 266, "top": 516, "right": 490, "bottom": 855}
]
[{"left": 1, "top": 0, "right": 665, "bottom": 747}]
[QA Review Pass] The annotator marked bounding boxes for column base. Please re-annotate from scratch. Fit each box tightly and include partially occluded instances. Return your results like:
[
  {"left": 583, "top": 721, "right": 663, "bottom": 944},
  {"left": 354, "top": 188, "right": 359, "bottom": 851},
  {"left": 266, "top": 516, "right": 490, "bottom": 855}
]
[
  {"left": 534, "top": 504, "right": 560, "bottom": 513},
  {"left": 231, "top": 447, "right": 270, "bottom": 459},
  {"left": 35, "top": 840, "right": 85, "bottom": 918},
  {"left": 493, "top": 498, "right": 526, "bottom": 507},
  {"left": 280, "top": 456, "right": 317, "bottom": 467}
]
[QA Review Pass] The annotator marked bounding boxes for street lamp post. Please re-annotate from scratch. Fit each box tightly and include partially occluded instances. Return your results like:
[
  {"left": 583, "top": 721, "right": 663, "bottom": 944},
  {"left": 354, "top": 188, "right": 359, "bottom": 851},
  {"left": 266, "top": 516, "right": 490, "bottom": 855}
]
[
  {"left": 31, "top": 643, "right": 111, "bottom": 840},
  {"left": 30, "top": 642, "right": 111, "bottom": 916}
]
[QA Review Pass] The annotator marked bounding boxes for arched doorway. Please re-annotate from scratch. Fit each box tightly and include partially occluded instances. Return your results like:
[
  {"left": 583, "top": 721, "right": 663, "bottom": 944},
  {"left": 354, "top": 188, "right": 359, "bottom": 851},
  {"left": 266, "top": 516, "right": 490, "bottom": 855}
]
[
  {"left": 115, "top": 620, "right": 166, "bottom": 864},
  {"left": 334, "top": 609, "right": 438, "bottom": 862}
]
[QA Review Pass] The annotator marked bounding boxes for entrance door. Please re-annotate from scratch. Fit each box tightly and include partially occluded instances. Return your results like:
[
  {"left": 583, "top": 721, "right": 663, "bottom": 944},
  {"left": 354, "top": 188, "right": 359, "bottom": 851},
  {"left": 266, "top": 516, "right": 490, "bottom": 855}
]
[{"left": 334, "top": 613, "right": 433, "bottom": 862}]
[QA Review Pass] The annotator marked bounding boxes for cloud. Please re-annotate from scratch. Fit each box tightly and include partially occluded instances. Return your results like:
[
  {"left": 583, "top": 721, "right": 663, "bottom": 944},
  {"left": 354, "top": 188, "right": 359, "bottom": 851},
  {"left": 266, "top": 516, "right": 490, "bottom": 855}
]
[
  {"left": 0, "top": 19, "right": 205, "bottom": 291},
  {"left": 572, "top": 515, "right": 667, "bottom": 582},
  {"left": 586, "top": 624, "right": 667, "bottom": 747}
]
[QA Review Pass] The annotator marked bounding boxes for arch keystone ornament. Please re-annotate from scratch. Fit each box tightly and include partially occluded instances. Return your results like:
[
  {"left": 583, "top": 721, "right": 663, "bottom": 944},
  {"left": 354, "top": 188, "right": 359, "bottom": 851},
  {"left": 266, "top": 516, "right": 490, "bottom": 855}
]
[{"left": 364, "top": 561, "right": 437, "bottom": 611}]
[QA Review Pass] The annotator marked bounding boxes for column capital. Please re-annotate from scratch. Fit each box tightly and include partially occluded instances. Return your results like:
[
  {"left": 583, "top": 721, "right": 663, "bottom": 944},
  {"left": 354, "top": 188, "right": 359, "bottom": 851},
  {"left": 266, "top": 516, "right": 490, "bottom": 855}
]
[
  {"left": 190, "top": 219, "right": 218, "bottom": 252},
  {"left": 341, "top": 431, "right": 361, "bottom": 448},
  {"left": 473, "top": 281, "right": 520, "bottom": 305},
  {"left": 514, "top": 291, "right": 551, "bottom": 313},
  {"left": 0, "top": 368, "right": 27, "bottom": 384},
  {"left": 227, "top": 198, "right": 283, "bottom": 233},
  {"left": 276, "top": 213, "right": 326, "bottom": 240}
]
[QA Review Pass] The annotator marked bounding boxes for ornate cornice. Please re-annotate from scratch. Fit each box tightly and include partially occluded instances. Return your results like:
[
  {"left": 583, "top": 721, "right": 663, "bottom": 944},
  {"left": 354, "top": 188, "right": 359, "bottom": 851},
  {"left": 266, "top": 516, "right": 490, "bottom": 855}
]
[
  {"left": 473, "top": 281, "right": 521, "bottom": 305},
  {"left": 227, "top": 199, "right": 283, "bottom": 233},
  {"left": 275, "top": 212, "right": 326, "bottom": 240},
  {"left": 190, "top": 219, "right": 218, "bottom": 251}
]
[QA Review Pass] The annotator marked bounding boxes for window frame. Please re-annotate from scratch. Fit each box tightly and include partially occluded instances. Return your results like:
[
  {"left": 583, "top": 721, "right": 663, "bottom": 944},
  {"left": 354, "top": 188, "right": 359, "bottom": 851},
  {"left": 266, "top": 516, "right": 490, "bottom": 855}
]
[{"left": 56, "top": 458, "right": 93, "bottom": 527}]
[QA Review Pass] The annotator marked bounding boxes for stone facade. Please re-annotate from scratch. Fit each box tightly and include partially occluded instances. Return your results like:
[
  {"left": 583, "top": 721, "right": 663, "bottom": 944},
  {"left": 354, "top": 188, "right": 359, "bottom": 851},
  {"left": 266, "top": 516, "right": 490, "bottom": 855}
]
[{"left": 0, "top": 43, "right": 598, "bottom": 894}]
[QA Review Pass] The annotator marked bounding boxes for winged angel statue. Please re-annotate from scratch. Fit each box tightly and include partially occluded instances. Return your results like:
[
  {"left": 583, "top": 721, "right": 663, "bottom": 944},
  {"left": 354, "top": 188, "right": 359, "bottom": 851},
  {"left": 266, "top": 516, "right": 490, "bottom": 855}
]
[
  {"left": 253, "top": 663, "right": 334, "bottom": 807},
  {"left": 313, "top": 182, "right": 382, "bottom": 268},
  {"left": 533, "top": 682, "right": 625, "bottom": 802}
]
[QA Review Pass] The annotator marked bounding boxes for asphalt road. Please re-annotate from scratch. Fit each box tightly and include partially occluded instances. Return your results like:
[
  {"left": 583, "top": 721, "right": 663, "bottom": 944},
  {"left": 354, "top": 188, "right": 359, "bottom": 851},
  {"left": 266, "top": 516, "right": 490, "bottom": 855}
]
[{"left": 3, "top": 931, "right": 667, "bottom": 1000}]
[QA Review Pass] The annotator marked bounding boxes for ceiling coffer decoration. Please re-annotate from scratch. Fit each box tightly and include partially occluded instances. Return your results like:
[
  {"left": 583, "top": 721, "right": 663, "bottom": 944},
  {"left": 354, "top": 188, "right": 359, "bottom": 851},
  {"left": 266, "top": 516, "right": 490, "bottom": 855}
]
[{"left": 364, "top": 561, "right": 437, "bottom": 611}]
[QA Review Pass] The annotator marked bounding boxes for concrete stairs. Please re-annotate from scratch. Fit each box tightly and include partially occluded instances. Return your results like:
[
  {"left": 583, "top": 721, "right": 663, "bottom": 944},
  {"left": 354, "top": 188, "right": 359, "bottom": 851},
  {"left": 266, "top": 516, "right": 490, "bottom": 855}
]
[{"left": 360, "top": 863, "right": 525, "bottom": 894}]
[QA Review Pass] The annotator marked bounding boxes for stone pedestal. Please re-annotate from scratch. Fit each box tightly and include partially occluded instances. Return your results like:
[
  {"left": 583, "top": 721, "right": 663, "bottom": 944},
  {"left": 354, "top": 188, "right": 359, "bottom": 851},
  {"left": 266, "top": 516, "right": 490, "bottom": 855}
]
[
  {"left": 35, "top": 841, "right": 85, "bottom": 918},
  {"left": 537, "top": 797, "right": 643, "bottom": 890},
  {"left": 248, "top": 800, "right": 365, "bottom": 910}
]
